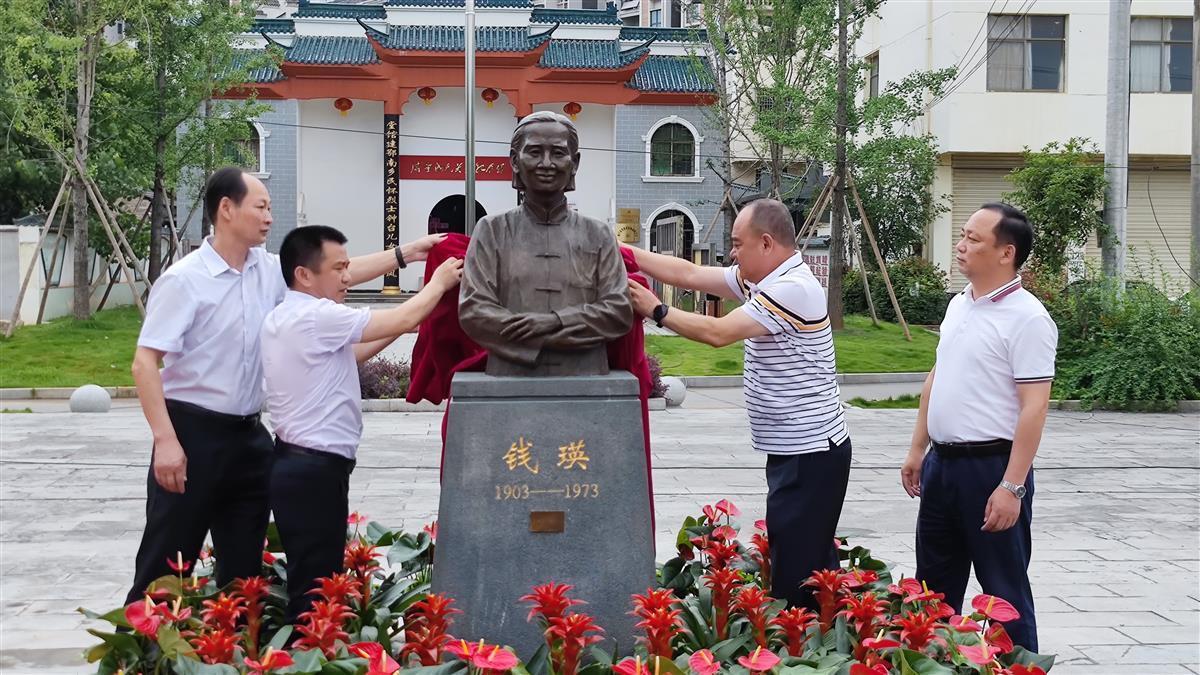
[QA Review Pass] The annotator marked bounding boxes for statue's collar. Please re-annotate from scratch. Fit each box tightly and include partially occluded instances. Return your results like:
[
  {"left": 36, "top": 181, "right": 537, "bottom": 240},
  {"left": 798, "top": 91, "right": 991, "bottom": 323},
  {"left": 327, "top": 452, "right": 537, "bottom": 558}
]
[{"left": 521, "top": 198, "right": 571, "bottom": 225}]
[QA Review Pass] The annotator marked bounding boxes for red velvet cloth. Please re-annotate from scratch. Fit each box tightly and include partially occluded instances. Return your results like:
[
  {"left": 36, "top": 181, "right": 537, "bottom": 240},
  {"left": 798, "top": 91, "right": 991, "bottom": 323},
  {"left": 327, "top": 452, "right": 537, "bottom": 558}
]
[{"left": 407, "top": 234, "right": 655, "bottom": 508}]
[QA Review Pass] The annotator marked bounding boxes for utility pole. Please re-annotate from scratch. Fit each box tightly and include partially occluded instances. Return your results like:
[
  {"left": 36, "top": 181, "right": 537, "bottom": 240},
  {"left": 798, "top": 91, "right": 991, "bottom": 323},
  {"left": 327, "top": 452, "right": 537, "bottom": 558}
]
[
  {"left": 464, "top": 0, "right": 477, "bottom": 236},
  {"left": 1101, "top": 0, "right": 1130, "bottom": 282},
  {"left": 1191, "top": 0, "right": 1199, "bottom": 292},
  {"left": 828, "top": 0, "right": 849, "bottom": 329}
]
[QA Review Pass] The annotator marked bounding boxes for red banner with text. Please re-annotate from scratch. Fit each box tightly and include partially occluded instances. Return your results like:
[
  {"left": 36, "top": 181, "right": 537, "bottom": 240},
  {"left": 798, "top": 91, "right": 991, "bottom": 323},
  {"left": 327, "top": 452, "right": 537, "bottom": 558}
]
[{"left": 399, "top": 155, "right": 513, "bottom": 181}]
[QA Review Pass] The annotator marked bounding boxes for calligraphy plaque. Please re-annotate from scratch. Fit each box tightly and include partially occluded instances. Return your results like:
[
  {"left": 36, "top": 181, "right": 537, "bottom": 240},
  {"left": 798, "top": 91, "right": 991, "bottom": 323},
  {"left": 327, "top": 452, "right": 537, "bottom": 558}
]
[
  {"left": 434, "top": 372, "right": 654, "bottom": 658},
  {"left": 382, "top": 114, "right": 401, "bottom": 291},
  {"left": 398, "top": 155, "right": 513, "bottom": 181}
]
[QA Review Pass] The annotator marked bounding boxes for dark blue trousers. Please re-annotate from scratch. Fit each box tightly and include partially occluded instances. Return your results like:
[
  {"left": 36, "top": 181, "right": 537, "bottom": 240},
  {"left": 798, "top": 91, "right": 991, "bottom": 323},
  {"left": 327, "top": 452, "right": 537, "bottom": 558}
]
[
  {"left": 766, "top": 437, "right": 853, "bottom": 611},
  {"left": 916, "top": 449, "right": 1037, "bottom": 651}
]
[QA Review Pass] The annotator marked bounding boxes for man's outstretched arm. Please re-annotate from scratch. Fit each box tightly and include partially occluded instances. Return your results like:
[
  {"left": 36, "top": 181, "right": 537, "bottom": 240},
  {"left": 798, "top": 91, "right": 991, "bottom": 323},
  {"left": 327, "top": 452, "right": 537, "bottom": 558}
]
[
  {"left": 629, "top": 280, "right": 767, "bottom": 347},
  {"left": 624, "top": 245, "right": 738, "bottom": 299}
]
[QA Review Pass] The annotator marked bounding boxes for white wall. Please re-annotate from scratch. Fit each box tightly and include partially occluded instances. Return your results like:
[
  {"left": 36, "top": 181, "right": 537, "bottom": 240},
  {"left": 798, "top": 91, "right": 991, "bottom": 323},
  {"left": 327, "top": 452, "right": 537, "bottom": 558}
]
[
  {"left": 859, "top": 0, "right": 1193, "bottom": 155},
  {"left": 532, "top": 102, "right": 616, "bottom": 223},
  {"left": 299, "top": 98, "right": 386, "bottom": 289}
]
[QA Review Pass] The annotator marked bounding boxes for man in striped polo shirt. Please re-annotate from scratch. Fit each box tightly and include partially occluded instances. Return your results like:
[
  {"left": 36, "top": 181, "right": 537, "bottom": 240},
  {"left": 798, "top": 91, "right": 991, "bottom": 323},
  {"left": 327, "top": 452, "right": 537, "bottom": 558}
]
[
  {"left": 901, "top": 203, "right": 1057, "bottom": 650},
  {"left": 627, "top": 198, "right": 851, "bottom": 609}
]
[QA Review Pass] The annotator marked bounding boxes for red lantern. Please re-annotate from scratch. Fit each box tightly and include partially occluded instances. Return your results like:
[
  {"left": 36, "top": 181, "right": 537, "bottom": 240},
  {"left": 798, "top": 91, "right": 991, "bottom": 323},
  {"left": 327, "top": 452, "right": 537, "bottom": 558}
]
[
  {"left": 481, "top": 88, "right": 499, "bottom": 108},
  {"left": 417, "top": 87, "right": 437, "bottom": 106},
  {"left": 563, "top": 101, "right": 581, "bottom": 120},
  {"left": 334, "top": 97, "right": 353, "bottom": 117}
]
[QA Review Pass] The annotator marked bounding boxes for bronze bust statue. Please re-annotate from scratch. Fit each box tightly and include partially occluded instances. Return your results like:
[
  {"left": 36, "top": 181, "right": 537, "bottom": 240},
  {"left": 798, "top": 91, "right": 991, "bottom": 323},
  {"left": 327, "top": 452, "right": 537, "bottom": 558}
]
[{"left": 459, "top": 111, "right": 633, "bottom": 376}]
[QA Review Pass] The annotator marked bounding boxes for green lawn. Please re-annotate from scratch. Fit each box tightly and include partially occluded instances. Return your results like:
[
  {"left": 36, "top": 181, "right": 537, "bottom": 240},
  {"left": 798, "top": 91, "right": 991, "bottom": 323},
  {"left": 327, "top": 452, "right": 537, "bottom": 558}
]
[
  {"left": 0, "top": 306, "right": 141, "bottom": 388},
  {"left": 646, "top": 314, "right": 937, "bottom": 376},
  {"left": 846, "top": 394, "right": 922, "bottom": 409},
  {"left": 0, "top": 308, "right": 937, "bottom": 388}
]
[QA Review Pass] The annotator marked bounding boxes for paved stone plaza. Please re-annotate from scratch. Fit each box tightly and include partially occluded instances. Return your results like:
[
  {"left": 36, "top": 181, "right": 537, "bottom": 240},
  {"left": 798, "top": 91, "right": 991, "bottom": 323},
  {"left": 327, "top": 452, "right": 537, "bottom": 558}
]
[{"left": 1, "top": 392, "right": 1197, "bottom": 673}]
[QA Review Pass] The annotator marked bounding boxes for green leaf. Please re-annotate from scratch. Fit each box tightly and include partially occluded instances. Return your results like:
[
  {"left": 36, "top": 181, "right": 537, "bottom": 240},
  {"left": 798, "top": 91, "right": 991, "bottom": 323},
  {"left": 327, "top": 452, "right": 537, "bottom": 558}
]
[
  {"left": 387, "top": 536, "right": 431, "bottom": 566},
  {"left": 85, "top": 629, "right": 144, "bottom": 657},
  {"left": 1005, "top": 645, "right": 1056, "bottom": 672},
  {"left": 279, "top": 648, "right": 325, "bottom": 674},
  {"left": 267, "top": 625, "right": 294, "bottom": 650},
  {"left": 711, "top": 633, "right": 753, "bottom": 661},
  {"left": 358, "top": 624, "right": 379, "bottom": 642},
  {"left": 896, "top": 648, "right": 954, "bottom": 675},
  {"left": 172, "top": 656, "right": 240, "bottom": 675},
  {"left": 156, "top": 626, "right": 196, "bottom": 659},
  {"left": 78, "top": 606, "right": 133, "bottom": 628},
  {"left": 404, "top": 661, "right": 470, "bottom": 675},
  {"left": 367, "top": 521, "right": 398, "bottom": 546},
  {"left": 650, "top": 656, "right": 687, "bottom": 675},
  {"left": 320, "top": 658, "right": 368, "bottom": 675},
  {"left": 525, "top": 642, "right": 551, "bottom": 675}
]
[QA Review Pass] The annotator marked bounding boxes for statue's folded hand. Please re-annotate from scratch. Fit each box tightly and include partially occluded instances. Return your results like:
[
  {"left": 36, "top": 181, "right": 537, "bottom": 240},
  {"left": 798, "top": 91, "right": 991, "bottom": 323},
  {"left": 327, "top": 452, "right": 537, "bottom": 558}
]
[{"left": 500, "top": 313, "right": 562, "bottom": 342}]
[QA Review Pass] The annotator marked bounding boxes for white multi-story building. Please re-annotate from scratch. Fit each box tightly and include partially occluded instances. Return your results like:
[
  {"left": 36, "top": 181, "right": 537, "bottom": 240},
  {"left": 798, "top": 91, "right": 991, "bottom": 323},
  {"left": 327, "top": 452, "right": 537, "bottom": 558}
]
[{"left": 858, "top": 0, "right": 1194, "bottom": 293}]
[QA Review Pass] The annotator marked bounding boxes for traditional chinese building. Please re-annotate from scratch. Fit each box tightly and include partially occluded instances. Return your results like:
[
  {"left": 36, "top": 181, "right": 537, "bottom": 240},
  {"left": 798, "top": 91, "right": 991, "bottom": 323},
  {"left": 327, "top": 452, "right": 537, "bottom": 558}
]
[{"left": 191, "top": 0, "right": 723, "bottom": 293}]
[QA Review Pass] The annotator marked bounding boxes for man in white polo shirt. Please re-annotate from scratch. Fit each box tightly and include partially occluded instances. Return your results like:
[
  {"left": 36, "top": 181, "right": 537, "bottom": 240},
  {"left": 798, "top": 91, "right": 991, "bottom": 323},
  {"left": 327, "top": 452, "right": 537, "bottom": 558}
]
[
  {"left": 261, "top": 225, "right": 462, "bottom": 623},
  {"left": 901, "top": 203, "right": 1057, "bottom": 651},
  {"left": 627, "top": 199, "right": 850, "bottom": 610},
  {"left": 128, "top": 167, "right": 445, "bottom": 604}
]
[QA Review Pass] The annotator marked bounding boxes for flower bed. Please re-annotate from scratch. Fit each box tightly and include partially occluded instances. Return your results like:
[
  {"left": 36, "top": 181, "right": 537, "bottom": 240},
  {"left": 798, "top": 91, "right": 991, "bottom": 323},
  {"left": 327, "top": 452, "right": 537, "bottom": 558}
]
[{"left": 80, "top": 502, "right": 1055, "bottom": 674}]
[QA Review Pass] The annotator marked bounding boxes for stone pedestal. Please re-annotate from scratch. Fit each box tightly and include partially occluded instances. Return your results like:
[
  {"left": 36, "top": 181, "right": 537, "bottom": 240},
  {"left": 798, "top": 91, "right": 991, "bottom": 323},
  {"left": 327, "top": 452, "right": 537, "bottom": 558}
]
[{"left": 432, "top": 371, "right": 654, "bottom": 658}]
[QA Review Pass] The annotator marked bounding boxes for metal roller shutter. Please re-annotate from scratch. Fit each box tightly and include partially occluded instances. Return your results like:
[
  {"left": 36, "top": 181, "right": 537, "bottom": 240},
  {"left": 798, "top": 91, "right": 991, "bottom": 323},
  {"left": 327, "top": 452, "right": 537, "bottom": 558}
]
[
  {"left": 949, "top": 168, "right": 1014, "bottom": 291},
  {"left": 1126, "top": 169, "right": 1192, "bottom": 296}
]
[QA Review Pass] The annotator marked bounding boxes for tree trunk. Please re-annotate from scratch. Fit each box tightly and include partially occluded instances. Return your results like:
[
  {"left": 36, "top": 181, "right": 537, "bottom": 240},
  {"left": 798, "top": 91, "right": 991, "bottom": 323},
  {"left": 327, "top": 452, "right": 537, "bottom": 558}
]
[
  {"left": 828, "top": 0, "right": 848, "bottom": 330},
  {"left": 769, "top": 142, "right": 783, "bottom": 199},
  {"left": 71, "top": 2, "right": 97, "bottom": 320},
  {"left": 200, "top": 94, "right": 214, "bottom": 238},
  {"left": 149, "top": 57, "right": 168, "bottom": 281}
]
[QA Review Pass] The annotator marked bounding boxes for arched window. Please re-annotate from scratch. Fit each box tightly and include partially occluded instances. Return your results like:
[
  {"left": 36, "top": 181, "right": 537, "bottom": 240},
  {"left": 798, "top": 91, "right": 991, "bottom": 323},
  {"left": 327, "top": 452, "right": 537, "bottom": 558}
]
[
  {"left": 222, "top": 121, "right": 269, "bottom": 176},
  {"left": 649, "top": 123, "right": 695, "bottom": 177}
]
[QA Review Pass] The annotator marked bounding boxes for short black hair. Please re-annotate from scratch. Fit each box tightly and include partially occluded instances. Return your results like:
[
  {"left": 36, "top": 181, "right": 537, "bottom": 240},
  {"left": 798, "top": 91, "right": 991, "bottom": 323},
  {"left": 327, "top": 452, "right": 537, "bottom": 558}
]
[
  {"left": 981, "top": 202, "right": 1034, "bottom": 269},
  {"left": 280, "top": 225, "right": 348, "bottom": 287},
  {"left": 204, "top": 166, "right": 249, "bottom": 226}
]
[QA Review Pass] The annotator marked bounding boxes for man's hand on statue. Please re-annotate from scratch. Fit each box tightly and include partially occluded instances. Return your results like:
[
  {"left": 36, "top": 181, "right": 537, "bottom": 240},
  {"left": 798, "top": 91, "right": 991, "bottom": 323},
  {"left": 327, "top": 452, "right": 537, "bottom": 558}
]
[
  {"left": 628, "top": 280, "right": 659, "bottom": 318},
  {"left": 402, "top": 233, "right": 448, "bottom": 263},
  {"left": 500, "top": 313, "right": 562, "bottom": 342},
  {"left": 429, "top": 257, "right": 463, "bottom": 292}
]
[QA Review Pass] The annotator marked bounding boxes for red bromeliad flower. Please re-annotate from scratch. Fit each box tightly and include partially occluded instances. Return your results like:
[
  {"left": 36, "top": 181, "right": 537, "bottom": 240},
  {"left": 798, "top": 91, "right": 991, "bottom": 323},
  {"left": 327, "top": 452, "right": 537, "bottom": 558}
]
[
  {"left": 703, "top": 567, "right": 740, "bottom": 641},
  {"left": 472, "top": 643, "right": 520, "bottom": 672},
  {"left": 749, "top": 531, "right": 771, "bottom": 587},
  {"left": 300, "top": 599, "right": 356, "bottom": 625},
  {"left": 985, "top": 622, "right": 1015, "bottom": 655},
  {"left": 948, "top": 615, "right": 983, "bottom": 633},
  {"left": 838, "top": 592, "right": 888, "bottom": 661},
  {"left": 737, "top": 646, "right": 780, "bottom": 673},
  {"left": 802, "top": 569, "right": 846, "bottom": 633},
  {"left": 311, "top": 572, "right": 364, "bottom": 607},
  {"left": 521, "top": 582, "right": 585, "bottom": 625},
  {"left": 971, "top": 594, "right": 1021, "bottom": 622},
  {"left": 200, "top": 593, "right": 246, "bottom": 633},
  {"left": 244, "top": 647, "right": 294, "bottom": 674},
  {"left": 733, "top": 585, "right": 773, "bottom": 648},
  {"left": 771, "top": 607, "right": 816, "bottom": 656},
  {"left": 349, "top": 641, "right": 402, "bottom": 675},
  {"left": 892, "top": 609, "right": 941, "bottom": 652},
  {"left": 294, "top": 616, "right": 351, "bottom": 658},
  {"left": 190, "top": 628, "right": 240, "bottom": 664},
  {"left": 236, "top": 576, "right": 271, "bottom": 659},
  {"left": 125, "top": 597, "right": 163, "bottom": 639},
  {"left": 704, "top": 540, "right": 741, "bottom": 570},
  {"left": 344, "top": 541, "right": 381, "bottom": 605},
  {"left": 688, "top": 649, "right": 720, "bottom": 675},
  {"left": 403, "top": 593, "right": 461, "bottom": 666},
  {"left": 545, "top": 612, "right": 604, "bottom": 675},
  {"left": 613, "top": 656, "right": 651, "bottom": 675},
  {"left": 631, "top": 588, "right": 683, "bottom": 658}
]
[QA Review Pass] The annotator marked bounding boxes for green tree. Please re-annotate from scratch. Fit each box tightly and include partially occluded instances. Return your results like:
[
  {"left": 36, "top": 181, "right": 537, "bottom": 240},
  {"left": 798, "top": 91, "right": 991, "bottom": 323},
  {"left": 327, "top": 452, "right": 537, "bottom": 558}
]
[{"left": 1004, "top": 138, "right": 1107, "bottom": 279}]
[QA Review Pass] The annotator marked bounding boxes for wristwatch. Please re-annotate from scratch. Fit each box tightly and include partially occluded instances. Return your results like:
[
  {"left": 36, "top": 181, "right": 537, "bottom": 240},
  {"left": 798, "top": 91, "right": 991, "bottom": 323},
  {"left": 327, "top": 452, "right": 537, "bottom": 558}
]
[
  {"left": 394, "top": 246, "right": 407, "bottom": 270},
  {"left": 999, "top": 480, "right": 1027, "bottom": 499},
  {"left": 651, "top": 303, "right": 670, "bottom": 328}
]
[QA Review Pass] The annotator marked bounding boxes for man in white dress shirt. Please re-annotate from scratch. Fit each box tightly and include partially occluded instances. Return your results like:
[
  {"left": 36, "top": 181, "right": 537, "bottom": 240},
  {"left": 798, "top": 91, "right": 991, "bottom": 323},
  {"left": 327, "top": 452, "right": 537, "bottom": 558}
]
[
  {"left": 127, "top": 167, "right": 444, "bottom": 603},
  {"left": 261, "top": 225, "right": 462, "bottom": 622}
]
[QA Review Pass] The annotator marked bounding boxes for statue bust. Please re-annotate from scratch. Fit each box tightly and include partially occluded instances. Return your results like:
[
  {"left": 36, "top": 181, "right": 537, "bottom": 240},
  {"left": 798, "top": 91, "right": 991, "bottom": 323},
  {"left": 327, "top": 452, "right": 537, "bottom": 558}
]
[{"left": 459, "top": 111, "right": 633, "bottom": 376}]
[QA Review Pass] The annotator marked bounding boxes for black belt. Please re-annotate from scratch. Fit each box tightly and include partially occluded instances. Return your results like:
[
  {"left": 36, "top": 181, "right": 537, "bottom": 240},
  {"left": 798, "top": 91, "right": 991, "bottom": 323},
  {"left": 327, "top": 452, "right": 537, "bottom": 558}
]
[
  {"left": 166, "top": 399, "right": 260, "bottom": 425},
  {"left": 931, "top": 439, "right": 1012, "bottom": 458},
  {"left": 275, "top": 439, "right": 356, "bottom": 471}
]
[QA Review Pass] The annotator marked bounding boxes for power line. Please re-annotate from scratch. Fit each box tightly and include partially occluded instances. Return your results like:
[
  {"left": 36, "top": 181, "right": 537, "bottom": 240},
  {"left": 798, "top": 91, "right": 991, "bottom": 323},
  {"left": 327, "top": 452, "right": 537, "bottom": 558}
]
[
  {"left": 928, "top": 0, "right": 1038, "bottom": 108},
  {"left": 948, "top": 0, "right": 1002, "bottom": 76}
]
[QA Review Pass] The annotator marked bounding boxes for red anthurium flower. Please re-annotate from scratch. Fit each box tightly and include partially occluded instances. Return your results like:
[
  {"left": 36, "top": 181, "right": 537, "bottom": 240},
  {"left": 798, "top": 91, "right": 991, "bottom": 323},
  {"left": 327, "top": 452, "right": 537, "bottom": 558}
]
[
  {"left": 733, "top": 585, "right": 773, "bottom": 648},
  {"left": 802, "top": 569, "right": 847, "bottom": 632},
  {"left": 754, "top": 519, "right": 767, "bottom": 532},
  {"left": 714, "top": 499, "right": 741, "bottom": 518},
  {"left": 701, "top": 504, "right": 720, "bottom": 523},
  {"left": 348, "top": 511, "right": 368, "bottom": 526},
  {"left": 849, "top": 664, "right": 889, "bottom": 675},
  {"left": 167, "top": 552, "right": 192, "bottom": 575},
  {"left": 125, "top": 597, "right": 163, "bottom": 639},
  {"left": 771, "top": 607, "right": 816, "bottom": 656},
  {"left": 190, "top": 627, "right": 240, "bottom": 664},
  {"left": 472, "top": 644, "right": 520, "bottom": 672},
  {"left": 711, "top": 525, "right": 738, "bottom": 542},
  {"left": 902, "top": 580, "right": 945, "bottom": 605},
  {"left": 445, "top": 638, "right": 480, "bottom": 660},
  {"left": 677, "top": 543, "right": 696, "bottom": 561},
  {"left": 521, "top": 582, "right": 584, "bottom": 625},
  {"left": 200, "top": 593, "right": 247, "bottom": 632},
  {"left": 156, "top": 597, "right": 192, "bottom": 623},
  {"left": 949, "top": 615, "right": 982, "bottom": 633},
  {"left": 1009, "top": 666, "right": 1047, "bottom": 675},
  {"left": 839, "top": 569, "right": 879, "bottom": 589},
  {"left": 350, "top": 641, "right": 402, "bottom": 675},
  {"left": 958, "top": 641, "right": 1001, "bottom": 666},
  {"left": 689, "top": 649, "right": 720, "bottom": 675},
  {"left": 887, "top": 578, "right": 923, "bottom": 598},
  {"left": 737, "top": 646, "right": 780, "bottom": 673},
  {"left": 613, "top": 657, "right": 651, "bottom": 675},
  {"left": 424, "top": 521, "right": 438, "bottom": 541},
  {"left": 244, "top": 647, "right": 294, "bottom": 674},
  {"left": 861, "top": 636, "right": 901, "bottom": 651},
  {"left": 971, "top": 594, "right": 1021, "bottom": 623},
  {"left": 703, "top": 567, "right": 741, "bottom": 641},
  {"left": 985, "top": 623, "right": 1015, "bottom": 655}
]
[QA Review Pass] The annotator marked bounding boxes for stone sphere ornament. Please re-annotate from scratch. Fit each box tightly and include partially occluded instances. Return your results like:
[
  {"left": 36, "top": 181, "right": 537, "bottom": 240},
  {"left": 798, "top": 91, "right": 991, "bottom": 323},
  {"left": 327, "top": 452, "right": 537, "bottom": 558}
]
[
  {"left": 69, "top": 384, "right": 112, "bottom": 413},
  {"left": 660, "top": 376, "right": 687, "bottom": 407}
]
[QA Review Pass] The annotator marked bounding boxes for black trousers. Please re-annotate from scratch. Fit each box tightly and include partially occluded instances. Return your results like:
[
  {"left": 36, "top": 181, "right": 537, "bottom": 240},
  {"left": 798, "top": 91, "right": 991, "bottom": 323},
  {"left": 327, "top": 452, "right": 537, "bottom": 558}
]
[
  {"left": 270, "top": 440, "right": 355, "bottom": 624},
  {"left": 766, "top": 437, "right": 853, "bottom": 610},
  {"left": 916, "top": 447, "right": 1037, "bottom": 651},
  {"left": 125, "top": 400, "right": 273, "bottom": 604}
]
